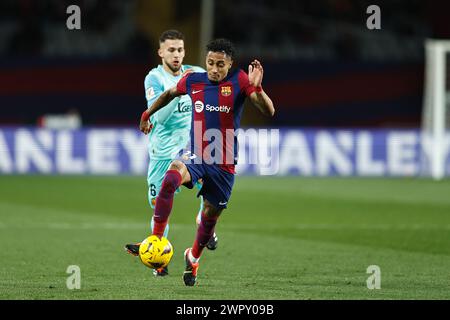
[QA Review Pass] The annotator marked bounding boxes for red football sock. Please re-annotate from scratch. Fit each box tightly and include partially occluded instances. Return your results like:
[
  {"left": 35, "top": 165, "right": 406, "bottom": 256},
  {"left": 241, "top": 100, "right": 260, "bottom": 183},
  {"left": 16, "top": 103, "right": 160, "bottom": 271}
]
[
  {"left": 152, "top": 170, "right": 182, "bottom": 237},
  {"left": 191, "top": 212, "right": 219, "bottom": 259}
]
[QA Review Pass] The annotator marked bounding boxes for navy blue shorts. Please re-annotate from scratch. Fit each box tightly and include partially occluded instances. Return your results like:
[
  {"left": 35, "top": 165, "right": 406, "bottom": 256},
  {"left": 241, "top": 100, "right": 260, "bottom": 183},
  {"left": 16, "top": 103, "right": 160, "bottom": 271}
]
[{"left": 184, "top": 163, "right": 235, "bottom": 210}]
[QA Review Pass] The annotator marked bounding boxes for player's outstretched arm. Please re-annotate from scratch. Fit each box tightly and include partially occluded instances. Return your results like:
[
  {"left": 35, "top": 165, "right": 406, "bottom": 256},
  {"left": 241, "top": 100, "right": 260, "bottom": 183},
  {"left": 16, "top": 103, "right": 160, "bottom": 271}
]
[
  {"left": 140, "top": 86, "right": 181, "bottom": 134},
  {"left": 248, "top": 60, "right": 275, "bottom": 117}
]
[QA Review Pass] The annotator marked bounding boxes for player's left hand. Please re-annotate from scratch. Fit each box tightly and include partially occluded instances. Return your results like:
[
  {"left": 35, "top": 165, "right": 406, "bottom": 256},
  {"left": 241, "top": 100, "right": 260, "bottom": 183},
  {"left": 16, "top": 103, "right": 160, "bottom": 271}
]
[
  {"left": 140, "top": 119, "right": 153, "bottom": 135},
  {"left": 248, "top": 59, "right": 263, "bottom": 88}
]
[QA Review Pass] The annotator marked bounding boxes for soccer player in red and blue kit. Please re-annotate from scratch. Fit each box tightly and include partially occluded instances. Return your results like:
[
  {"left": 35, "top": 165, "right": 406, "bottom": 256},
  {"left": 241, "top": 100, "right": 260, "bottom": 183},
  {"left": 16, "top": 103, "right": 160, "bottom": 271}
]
[{"left": 139, "top": 38, "right": 275, "bottom": 286}]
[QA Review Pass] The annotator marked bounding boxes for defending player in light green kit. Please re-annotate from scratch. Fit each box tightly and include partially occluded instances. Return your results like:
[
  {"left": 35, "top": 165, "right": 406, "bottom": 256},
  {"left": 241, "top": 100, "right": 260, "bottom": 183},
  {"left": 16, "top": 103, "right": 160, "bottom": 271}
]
[{"left": 124, "top": 30, "right": 218, "bottom": 276}]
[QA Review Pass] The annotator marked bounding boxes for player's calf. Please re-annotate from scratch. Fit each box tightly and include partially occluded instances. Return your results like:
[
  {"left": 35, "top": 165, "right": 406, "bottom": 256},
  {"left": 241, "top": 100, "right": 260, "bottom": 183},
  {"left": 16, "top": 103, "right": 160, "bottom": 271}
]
[
  {"left": 196, "top": 211, "right": 219, "bottom": 250},
  {"left": 153, "top": 169, "right": 182, "bottom": 237},
  {"left": 192, "top": 212, "right": 219, "bottom": 258}
]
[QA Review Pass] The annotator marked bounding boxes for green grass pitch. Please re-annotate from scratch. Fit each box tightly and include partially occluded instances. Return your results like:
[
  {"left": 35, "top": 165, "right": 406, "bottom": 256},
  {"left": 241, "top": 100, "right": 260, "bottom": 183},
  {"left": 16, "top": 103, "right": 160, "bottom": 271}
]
[{"left": 1, "top": 175, "right": 449, "bottom": 299}]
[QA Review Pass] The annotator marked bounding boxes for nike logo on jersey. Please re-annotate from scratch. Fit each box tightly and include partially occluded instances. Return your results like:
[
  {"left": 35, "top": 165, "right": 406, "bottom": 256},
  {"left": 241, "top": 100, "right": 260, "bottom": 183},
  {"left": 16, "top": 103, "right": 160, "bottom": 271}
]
[
  {"left": 192, "top": 90, "right": 203, "bottom": 94},
  {"left": 219, "top": 201, "right": 228, "bottom": 206}
]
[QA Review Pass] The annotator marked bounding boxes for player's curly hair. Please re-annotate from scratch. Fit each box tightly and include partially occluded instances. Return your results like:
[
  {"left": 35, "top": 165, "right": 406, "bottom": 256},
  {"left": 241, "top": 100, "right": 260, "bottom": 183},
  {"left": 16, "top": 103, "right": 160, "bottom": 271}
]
[
  {"left": 206, "top": 38, "right": 236, "bottom": 60},
  {"left": 159, "top": 30, "right": 185, "bottom": 43}
]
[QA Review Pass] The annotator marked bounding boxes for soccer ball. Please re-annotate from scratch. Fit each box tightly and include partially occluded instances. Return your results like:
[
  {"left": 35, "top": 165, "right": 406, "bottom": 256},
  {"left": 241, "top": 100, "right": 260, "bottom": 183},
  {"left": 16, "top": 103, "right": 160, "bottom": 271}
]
[{"left": 139, "top": 235, "right": 174, "bottom": 269}]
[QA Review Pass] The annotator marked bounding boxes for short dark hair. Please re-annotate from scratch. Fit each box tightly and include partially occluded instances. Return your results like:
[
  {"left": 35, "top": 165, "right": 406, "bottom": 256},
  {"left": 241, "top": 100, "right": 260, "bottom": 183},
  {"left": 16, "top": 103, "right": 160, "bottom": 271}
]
[
  {"left": 206, "top": 38, "right": 236, "bottom": 60},
  {"left": 159, "top": 30, "right": 185, "bottom": 43}
]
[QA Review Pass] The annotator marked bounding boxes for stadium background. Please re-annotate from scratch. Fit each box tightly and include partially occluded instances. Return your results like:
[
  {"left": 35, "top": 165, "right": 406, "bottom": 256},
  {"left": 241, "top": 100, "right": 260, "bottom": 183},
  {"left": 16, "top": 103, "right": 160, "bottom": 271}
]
[{"left": 1, "top": 0, "right": 450, "bottom": 300}]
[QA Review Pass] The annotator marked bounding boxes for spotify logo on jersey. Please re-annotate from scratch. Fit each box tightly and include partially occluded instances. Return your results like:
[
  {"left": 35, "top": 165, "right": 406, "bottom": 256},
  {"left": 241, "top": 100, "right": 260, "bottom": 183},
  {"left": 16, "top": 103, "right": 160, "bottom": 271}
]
[{"left": 194, "top": 101, "right": 204, "bottom": 113}]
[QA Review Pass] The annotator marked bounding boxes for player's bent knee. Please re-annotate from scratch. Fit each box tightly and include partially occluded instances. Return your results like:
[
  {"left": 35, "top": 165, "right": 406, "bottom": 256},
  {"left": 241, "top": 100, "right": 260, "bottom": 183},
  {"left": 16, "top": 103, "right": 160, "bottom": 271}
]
[
  {"left": 169, "top": 160, "right": 184, "bottom": 171},
  {"left": 168, "top": 160, "right": 191, "bottom": 185}
]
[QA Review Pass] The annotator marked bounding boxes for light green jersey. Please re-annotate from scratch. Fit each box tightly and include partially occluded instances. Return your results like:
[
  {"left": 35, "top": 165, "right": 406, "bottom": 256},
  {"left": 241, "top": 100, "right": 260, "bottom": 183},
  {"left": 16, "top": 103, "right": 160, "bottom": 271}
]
[{"left": 144, "top": 64, "right": 205, "bottom": 160}]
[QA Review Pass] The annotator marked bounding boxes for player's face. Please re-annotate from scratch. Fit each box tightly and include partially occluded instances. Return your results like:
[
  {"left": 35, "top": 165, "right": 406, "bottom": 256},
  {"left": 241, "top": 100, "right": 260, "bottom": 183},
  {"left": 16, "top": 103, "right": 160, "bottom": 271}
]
[
  {"left": 159, "top": 39, "right": 185, "bottom": 74},
  {"left": 206, "top": 51, "right": 232, "bottom": 82}
]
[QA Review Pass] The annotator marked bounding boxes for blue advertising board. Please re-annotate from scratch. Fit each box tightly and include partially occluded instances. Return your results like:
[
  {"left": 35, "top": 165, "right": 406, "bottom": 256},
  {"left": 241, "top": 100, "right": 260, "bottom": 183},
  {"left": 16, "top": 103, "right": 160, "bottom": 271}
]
[{"left": 0, "top": 127, "right": 448, "bottom": 176}]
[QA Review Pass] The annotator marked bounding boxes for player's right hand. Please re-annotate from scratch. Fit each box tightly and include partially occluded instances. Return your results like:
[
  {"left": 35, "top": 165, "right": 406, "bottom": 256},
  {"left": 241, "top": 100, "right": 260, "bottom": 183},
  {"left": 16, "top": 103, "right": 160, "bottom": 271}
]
[{"left": 140, "top": 119, "right": 153, "bottom": 135}]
